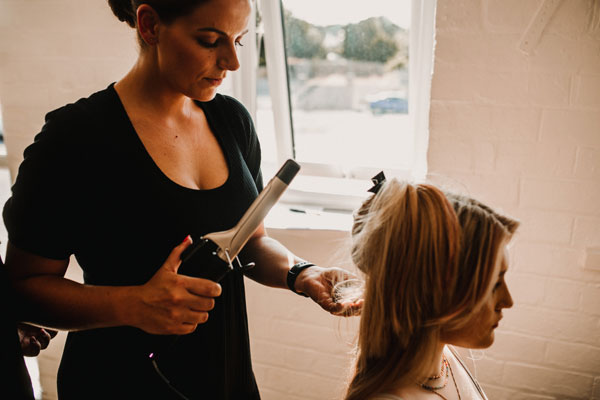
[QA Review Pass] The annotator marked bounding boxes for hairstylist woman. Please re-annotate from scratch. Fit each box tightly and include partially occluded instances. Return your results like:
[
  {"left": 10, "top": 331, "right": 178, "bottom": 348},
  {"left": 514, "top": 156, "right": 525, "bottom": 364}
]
[{"left": 3, "top": 1, "right": 360, "bottom": 398}]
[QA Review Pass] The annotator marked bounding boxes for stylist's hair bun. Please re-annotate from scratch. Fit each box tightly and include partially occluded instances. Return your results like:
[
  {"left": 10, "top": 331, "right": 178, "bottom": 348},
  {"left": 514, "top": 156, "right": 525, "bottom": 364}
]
[{"left": 108, "top": 0, "right": 137, "bottom": 28}]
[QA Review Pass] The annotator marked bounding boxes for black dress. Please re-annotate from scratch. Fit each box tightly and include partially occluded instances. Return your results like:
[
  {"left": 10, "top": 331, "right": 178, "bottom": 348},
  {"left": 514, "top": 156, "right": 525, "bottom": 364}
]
[{"left": 3, "top": 84, "right": 263, "bottom": 399}]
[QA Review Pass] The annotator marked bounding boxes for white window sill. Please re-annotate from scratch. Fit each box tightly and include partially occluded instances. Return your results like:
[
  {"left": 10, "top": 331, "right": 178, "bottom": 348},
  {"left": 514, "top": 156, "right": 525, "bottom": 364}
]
[
  {"left": 264, "top": 203, "right": 354, "bottom": 232},
  {"left": 261, "top": 162, "right": 418, "bottom": 232},
  {"left": 262, "top": 173, "right": 372, "bottom": 232}
]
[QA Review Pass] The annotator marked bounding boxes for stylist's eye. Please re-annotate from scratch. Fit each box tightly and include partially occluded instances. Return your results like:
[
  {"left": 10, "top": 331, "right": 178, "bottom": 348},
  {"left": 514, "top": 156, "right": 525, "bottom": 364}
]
[
  {"left": 235, "top": 41, "right": 244, "bottom": 47},
  {"left": 197, "top": 39, "right": 218, "bottom": 48}
]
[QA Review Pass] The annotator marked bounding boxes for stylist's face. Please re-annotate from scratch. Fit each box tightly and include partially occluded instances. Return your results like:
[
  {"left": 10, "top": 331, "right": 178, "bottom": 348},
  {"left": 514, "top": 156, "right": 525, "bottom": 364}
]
[
  {"left": 154, "top": 0, "right": 251, "bottom": 101},
  {"left": 442, "top": 244, "right": 514, "bottom": 349}
]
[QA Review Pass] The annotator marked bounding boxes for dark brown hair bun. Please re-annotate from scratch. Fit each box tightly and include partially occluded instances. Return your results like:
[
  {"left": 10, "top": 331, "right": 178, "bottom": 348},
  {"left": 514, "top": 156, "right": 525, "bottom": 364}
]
[{"left": 108, "top": 0, "right": 137, "bottom": 28}]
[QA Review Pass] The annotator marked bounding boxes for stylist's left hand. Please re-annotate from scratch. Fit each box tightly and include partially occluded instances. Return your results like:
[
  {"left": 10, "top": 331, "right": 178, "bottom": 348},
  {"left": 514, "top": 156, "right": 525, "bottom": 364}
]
[
  {"left": 18, "top": 323, "right": 58, "bottom": 357},
  {"left": 294, "top": 266, "right": 363, "bottom": 316}
]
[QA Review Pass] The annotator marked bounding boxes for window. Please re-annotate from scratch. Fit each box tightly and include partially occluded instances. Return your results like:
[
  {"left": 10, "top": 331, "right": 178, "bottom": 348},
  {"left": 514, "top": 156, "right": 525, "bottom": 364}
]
[{"left": 227, "top": 0, "right": 436, "bottom": 211}]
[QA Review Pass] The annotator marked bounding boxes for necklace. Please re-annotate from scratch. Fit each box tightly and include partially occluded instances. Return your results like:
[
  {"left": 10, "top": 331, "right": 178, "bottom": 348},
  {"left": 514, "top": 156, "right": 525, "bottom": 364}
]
[
  {"left": 427, "top": 356, "right": 447, "bottom": 380},
  {"left": 420, "top": 356, "right": 448, "bottom": 391},
  {"left": 419, "top": 356, "right": 462, "bottom": 400}
]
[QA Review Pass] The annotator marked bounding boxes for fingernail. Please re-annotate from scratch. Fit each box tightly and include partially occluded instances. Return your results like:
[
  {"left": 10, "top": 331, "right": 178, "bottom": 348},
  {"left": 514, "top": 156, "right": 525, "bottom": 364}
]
[{"left": 182, "top": 235, "right": 191, "bottom": 244}]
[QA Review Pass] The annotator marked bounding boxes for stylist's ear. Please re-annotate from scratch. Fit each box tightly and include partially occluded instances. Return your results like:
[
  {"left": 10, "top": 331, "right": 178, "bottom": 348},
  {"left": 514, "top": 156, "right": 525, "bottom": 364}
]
[{"left": 136, "top": 4, "right": 161, "bottom": 46}]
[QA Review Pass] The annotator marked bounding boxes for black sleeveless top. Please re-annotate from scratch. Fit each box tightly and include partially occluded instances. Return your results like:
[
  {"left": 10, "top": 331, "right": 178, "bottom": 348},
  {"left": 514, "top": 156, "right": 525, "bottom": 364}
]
[{"left": 3, "top": 84, "right": 263, "bottom": 399}]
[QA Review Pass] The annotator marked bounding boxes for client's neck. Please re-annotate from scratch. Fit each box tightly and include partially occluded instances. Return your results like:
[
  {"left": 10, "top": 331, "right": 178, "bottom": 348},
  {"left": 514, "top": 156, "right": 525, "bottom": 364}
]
[
  {"left": 428, "top": 343, "right": 446, "bottom": 378},
  {"left": 388, "top": 342, "right": 448, "bottom": 397}
]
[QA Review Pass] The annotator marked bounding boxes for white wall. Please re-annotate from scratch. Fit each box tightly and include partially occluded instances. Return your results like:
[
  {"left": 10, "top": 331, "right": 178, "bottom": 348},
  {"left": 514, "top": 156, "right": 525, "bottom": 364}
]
[
  {"left": 246, "top": 228, "right": 359, "bottom": 400},
  {"left": 0, "top": 0, "right": 598, "bottom": 399},
  {"left": 0, "top": 0, "right": 138, "bottom": 179}
]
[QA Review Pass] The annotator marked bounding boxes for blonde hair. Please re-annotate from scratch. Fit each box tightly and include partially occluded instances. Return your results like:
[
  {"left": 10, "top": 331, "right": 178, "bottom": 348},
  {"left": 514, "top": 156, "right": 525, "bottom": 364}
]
[{"left": 344, "top": 179, "right": 518, "bottom": 400}]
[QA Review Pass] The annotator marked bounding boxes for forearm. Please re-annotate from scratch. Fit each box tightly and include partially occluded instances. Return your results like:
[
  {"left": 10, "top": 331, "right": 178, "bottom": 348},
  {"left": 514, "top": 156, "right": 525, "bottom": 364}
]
[
  {"left": 6, "top": 238, "right": 220, "bottom": 335},
  {"left": 240, "top": 232, "right": 362, "bottom": 315},
  {"left": 14, "top": 275, "right": 137, "bottom": 331},
  {"left": 240, "top": 235, "right": 303, "bottom": 289}
]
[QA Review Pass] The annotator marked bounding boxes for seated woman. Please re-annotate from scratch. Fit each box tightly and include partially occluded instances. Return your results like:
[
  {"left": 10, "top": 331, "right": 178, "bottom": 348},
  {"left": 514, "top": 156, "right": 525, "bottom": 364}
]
[{"left": 341, "top": 176, "right": 518, "bottom": 400}]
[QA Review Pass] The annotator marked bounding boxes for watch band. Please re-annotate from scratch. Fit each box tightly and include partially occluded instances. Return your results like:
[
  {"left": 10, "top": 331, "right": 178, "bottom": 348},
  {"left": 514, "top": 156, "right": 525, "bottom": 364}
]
[{"left": 287, "top": 261, "right": 316, "bottom": 297}]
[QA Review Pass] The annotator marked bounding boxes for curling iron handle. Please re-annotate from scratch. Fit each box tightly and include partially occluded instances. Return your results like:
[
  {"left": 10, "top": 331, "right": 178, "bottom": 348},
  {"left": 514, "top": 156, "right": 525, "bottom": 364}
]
[{"left": 179, "top": 239, "right": 232, "bottom": 282}]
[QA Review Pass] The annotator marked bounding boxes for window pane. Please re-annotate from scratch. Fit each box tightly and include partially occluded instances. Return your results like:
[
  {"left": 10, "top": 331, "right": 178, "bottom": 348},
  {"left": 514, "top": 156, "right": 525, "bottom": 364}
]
[
  {"left": 256, "top": 59, "right": 278, "bottom": 166},
  {"left": 281, "top": 0, "right": 411, "bottom": 170}
]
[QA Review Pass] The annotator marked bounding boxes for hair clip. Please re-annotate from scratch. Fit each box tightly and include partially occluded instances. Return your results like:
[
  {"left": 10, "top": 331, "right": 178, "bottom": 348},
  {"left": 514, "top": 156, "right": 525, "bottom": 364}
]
[{"left": 368, "top": 171, "right": 386, "bottom": 194}]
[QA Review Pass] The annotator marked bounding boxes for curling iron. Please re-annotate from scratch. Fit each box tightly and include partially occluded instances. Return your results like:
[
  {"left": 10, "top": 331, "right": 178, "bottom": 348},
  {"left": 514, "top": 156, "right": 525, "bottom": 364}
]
[{"left": 178, "top": 159, "right": 301, "bottom": 281}]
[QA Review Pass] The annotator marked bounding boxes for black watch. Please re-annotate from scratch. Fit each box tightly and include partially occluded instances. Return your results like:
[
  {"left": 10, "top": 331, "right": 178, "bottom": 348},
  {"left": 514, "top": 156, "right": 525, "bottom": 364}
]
[{"left": 287, "top": 262, "right": 316, "bottom": 297}]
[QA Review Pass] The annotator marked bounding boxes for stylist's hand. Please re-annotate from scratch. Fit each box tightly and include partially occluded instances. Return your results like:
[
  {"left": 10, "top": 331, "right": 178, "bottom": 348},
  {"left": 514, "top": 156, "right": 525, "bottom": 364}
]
[
  {"left": 134, "top": 236, "right": 222, "bottom": 335},
  {"left": 18, "top": 323, "right": 58, "bottom": 357},
  {"left": 294, "top": 266, "right": 363, "bottom": 317}
]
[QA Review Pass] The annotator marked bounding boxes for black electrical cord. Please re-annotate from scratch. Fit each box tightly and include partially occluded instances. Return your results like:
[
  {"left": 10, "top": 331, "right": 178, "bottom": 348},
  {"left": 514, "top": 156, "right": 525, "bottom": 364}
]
[{"left": 149, "top": 351, "right": 191, "bottom": 400}]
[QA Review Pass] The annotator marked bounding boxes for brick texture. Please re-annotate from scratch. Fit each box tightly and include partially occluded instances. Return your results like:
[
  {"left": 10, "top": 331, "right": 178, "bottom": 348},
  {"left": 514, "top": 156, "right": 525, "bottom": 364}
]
[{"left": 429, "top": 0, "right": 600, "bottom": 398}]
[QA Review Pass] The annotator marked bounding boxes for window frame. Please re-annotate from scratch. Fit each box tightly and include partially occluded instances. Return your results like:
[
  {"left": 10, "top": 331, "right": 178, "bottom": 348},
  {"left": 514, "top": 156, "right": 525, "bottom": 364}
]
[{"left": 234, "top": 0, "right": 437, "bottom": 211}]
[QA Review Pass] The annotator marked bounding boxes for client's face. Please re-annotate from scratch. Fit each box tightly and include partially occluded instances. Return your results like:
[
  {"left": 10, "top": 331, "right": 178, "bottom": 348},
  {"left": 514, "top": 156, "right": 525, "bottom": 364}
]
[{"left": 442, "top": 244, "right": 514, "bottom": 349}]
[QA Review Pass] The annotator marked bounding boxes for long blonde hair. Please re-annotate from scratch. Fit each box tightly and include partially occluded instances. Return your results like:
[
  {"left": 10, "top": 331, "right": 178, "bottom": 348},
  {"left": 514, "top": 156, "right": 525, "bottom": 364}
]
[{"left": 344, "top": 180, "right": 518, "bottom": 400}]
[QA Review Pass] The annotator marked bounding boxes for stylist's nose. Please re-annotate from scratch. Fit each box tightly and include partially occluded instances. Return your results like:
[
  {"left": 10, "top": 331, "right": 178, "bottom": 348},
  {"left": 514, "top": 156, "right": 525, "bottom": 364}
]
[{"left": 218, "top": 41, "right": 241, "bottom": 71}]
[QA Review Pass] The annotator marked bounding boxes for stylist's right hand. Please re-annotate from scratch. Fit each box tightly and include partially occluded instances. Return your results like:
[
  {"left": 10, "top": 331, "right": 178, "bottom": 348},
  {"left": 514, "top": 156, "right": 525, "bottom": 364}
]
[{"left": 134, "top": 235, "right": 222, "bottom": 335}]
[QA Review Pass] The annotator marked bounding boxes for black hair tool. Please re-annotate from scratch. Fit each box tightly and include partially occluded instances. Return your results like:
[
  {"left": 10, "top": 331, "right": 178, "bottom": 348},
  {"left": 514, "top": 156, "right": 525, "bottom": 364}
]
[{"left": 178, "top": 159, "right": 301, "bottom": 281}]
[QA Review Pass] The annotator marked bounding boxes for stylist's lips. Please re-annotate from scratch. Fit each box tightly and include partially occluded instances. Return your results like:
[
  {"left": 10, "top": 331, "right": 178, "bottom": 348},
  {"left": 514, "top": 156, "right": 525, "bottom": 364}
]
[{"left": 205, "top": 77, "right": 223, "bottom": 86}]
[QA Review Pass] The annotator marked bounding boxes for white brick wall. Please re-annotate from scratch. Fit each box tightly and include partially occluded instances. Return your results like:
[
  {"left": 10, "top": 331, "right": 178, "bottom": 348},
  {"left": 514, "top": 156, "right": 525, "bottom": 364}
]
[
  {"left": 246, "top": 228, "right": 359, "bottom": 400},
  {"left": 0, "top": 0, "right": 598, "bottom": 399},
  {"left": 0, "top": 0, "right": 138, "bottom": 179},
  {"left": 429, "top": 1, "right": 600, "bottom": 399}
]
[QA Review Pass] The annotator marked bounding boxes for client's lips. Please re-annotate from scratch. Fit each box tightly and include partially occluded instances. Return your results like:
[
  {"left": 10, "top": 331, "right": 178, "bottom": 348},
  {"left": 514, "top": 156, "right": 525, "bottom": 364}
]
[{"left": 493, "top": 316, "right": 502, "bottom": 328}]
